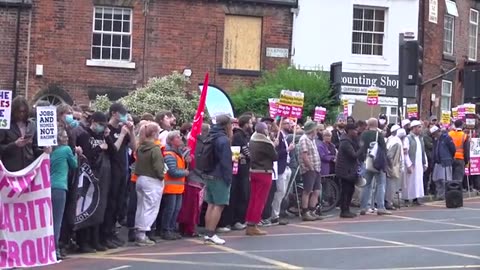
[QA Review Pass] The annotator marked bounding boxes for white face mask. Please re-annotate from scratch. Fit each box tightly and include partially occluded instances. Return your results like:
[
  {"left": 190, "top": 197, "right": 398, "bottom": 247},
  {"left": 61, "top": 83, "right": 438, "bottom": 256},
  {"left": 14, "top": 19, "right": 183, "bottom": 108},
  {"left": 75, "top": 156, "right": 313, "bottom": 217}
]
[{"left": 379, "top": 119, "right": 386, "bottom": 125}]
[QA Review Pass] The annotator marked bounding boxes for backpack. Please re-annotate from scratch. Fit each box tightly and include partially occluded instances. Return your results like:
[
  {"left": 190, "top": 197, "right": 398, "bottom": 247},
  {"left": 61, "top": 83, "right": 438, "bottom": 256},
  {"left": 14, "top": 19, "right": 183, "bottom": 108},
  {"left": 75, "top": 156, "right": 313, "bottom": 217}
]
[{"left": 195, "top": 134, "right": 215, "bottom": 173}]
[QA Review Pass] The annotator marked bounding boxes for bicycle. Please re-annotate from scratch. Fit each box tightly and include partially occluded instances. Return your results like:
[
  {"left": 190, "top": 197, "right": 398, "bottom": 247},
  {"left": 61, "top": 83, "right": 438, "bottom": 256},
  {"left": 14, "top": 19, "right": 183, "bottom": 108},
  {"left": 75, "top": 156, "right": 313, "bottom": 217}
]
[{"left": 285, "top": 167, "right": 340, "bottom": 216}]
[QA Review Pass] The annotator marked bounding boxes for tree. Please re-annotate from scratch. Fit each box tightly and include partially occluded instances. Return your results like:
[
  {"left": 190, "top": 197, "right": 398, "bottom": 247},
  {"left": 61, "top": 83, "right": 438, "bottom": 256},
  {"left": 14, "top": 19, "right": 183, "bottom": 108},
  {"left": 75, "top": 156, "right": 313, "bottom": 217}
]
[
  {"left": 92, "top": 72, "right": 201, "bottom": 125},
  {"left": 230, "top": 66, "right": 339, "bottom": 123}
]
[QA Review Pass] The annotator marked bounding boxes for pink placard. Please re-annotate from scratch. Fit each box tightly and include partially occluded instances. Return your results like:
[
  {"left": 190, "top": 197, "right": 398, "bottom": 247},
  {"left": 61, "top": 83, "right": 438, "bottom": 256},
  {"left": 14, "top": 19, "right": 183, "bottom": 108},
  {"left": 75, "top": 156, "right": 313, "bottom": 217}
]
[
  {"left": 367, "top": 97, "right": 379, "bottom": 106},
  {"left": 277, "top": 104, "right": 303, "bottom": 118},
  {"left": 268, "top": 98, "right": 278, "bottom": 118},
  {"left": 458, "top": 106, "right": 466, "bottom": 120},
  {"left": 314, "top": 107, "right": 327, "bottom": 122}
]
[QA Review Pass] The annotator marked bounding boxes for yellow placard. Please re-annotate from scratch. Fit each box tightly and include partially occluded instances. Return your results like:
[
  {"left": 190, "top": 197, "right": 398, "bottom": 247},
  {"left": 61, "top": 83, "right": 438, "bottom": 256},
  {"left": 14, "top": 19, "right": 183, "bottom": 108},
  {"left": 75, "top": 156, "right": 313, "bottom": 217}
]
[
  {"left": 342, "top": 99, "right": 348, "bottom": 106},
  {"left": 441, "top": 111, "right": 450, "bottom": 124},
  {"left": 452, "top": 107, "right": 458, "bottom": 118},
  {"left": 465, "top": 103, "right": 476, "bottom": 114},
  {"left": 407, "top": 104, "right": 417, "bottom": 113},
  {"left": 367, "top": 88, "right": 379, "bottom": 98},
  {"left": 279, "top": 90, "right": 304, "bottom": 107}
]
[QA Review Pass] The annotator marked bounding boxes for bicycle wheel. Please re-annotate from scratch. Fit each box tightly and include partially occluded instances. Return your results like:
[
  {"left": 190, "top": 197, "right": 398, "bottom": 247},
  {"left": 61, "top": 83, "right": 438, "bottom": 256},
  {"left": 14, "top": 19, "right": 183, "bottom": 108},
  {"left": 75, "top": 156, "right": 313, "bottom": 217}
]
[{"left": 320, "top": 177, "right": 340, "bottom": 213}]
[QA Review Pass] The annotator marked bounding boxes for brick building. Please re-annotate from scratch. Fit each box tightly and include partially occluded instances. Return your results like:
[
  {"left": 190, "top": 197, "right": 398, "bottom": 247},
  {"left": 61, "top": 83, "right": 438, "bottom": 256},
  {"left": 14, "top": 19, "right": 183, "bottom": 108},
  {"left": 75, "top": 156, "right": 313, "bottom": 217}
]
[
  {"left": 0, "top": 0, "right": 295, "bottom": 105},
  {"left": 420, "top": 0, "right": 480, "bottom": 118}
]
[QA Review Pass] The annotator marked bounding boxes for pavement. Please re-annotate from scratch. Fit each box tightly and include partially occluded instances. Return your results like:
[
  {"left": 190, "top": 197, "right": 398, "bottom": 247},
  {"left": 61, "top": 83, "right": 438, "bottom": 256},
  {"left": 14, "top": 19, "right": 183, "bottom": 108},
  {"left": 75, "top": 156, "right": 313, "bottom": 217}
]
[{"left": 37, "top": 197, "right": 480, "bottom": 270}]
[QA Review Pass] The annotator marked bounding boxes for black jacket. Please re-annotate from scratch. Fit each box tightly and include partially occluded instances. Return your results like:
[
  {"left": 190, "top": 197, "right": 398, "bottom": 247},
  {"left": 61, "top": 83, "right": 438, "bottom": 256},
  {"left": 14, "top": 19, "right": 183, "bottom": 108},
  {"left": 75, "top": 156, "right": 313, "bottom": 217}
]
[
  {"left": 335, "top": 134, "right": 361, "bottom": 182},
  {"left": 332, "top": 128, "right": 345, "bottom": 149},
  {"left": 276, "top": 131, "right": 289, "bottom": 175},
  {"left": 232, "top": 128, "right": 250, "bottom": 167},
  {"left": 0, "top": 120, "right": 42, "bottom": 171}
]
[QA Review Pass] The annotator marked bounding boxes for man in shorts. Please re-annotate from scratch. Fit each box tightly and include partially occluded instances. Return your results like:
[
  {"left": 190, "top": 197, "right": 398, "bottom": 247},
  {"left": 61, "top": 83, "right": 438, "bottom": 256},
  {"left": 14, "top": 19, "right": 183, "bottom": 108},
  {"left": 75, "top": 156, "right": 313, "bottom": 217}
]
[
  {"left": 203, "top": 115, "right": 233, "bottom": 245},
  {"left": 298, "top": 121, "right": 323, "bottom": 221}
]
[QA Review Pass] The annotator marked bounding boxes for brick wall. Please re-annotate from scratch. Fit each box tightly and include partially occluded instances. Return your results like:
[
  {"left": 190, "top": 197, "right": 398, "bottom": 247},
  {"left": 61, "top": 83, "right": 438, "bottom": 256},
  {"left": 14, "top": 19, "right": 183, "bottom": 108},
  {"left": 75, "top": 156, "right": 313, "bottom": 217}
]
[
  {"left": 421, "top": 0, "right": 479, "bottom": 119},
  {"left": 2, "top": 0, "right": 292, "bottom": 105},
  {"left": 0, "top": 6, "right": 30, "bottom": 96}
]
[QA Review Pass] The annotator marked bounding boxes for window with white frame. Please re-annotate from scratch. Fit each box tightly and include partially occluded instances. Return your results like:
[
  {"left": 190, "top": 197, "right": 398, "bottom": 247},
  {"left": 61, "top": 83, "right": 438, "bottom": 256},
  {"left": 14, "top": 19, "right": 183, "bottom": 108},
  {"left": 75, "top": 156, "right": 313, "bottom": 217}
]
[
  {"left": 441, "top": 80, "right": 452, "bottom": 111},
  {"left": 352, "top": 6, "right": 385, "bottom": 56},
  {"left": 91, "top": 7, "right": 132, "bottom": 61},
  {"left": 443, "top": 15, "right": 455, "bottom": 55},
  {"left": 469, "top": 9, "right": 479, "bottom": 61}
]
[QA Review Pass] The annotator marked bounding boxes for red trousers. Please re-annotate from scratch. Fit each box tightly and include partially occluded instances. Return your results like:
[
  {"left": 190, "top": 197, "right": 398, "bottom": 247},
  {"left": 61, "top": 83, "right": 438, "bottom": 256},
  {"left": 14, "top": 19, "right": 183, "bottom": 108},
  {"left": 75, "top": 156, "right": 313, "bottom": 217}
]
[
  {"left": 177, "top": 184, "right": 203, "bottom": 236},
  {"left": 245, "top": 172, "right": 272, "bottom": 224}
]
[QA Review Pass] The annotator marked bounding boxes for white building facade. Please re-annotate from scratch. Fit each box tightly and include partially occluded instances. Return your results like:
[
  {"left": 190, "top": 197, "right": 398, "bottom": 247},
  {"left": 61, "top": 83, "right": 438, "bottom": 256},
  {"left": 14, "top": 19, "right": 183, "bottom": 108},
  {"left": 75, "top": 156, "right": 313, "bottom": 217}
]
[{"left": 291, "top": 0, "right": 419, "bottom": 122}]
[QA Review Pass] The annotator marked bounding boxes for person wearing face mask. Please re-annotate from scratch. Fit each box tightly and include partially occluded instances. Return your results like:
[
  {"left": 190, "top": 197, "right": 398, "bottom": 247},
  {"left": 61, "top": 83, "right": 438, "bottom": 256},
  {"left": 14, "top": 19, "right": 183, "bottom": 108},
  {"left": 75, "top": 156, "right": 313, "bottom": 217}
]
[
  {"left": 75, "top": 111, "right": 115, "bottom": 253},
  {"left": 378, "top": 114, "right": 388, "bottom": 130},
  {"left": 100, "top": 103, "right": 136, "bottom": 249},
  {"left": 57, "top": 104, "right": 80, "bottom": 149}
]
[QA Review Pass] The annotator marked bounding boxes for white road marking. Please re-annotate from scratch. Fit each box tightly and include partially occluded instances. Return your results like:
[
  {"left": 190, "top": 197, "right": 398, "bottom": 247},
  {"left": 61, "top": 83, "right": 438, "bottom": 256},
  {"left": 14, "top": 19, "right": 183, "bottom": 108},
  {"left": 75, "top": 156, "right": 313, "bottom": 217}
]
[
  {"left": 291, "top": 223, "right": 480, "bottom": 261},
  {"left": 107, "top": 265, "right": 131, "bottom": 270},
  {"left": 188, "top": 239, "right": 303, "bottom": 269}
]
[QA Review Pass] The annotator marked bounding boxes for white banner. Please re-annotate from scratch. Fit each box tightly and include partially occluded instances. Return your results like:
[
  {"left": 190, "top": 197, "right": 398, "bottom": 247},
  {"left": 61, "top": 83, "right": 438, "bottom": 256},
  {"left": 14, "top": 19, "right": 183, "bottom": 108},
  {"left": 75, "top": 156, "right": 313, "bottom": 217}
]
[
  {"left": 36, "top": 106, "right": 58, "bottom": 147},
  {"left": 0, "top": 154, "right": 57, "bottom": 268}
]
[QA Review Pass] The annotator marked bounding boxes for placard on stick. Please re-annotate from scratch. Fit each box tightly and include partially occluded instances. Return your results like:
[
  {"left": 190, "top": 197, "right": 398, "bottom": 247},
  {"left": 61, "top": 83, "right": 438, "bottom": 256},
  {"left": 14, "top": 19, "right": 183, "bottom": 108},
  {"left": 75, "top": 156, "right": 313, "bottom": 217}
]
[
  {"left": 406, "top": 104, "right": 418, "bottom": 119},
  {"left": 36, "top": 106, "right": 57, "bottom": 147},
  {"left": 277, "top": 90, "right": 304, "bottom": 118},
  {"left": 0, "top": 90, "right": 12, "bottom": 129},
  {"left": 366, "top": 88, "right": 379, "bottom": 106}
]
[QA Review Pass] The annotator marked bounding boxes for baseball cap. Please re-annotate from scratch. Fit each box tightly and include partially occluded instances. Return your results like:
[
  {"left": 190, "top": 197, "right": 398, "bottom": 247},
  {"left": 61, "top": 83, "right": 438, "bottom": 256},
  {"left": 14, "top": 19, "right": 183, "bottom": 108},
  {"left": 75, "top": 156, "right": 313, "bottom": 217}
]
[
  {"left": 430, "top": 125, "right": 440, "bottom": 134},
  {"left": 430, "top": 115, "right": 438, "bottom": 121}
]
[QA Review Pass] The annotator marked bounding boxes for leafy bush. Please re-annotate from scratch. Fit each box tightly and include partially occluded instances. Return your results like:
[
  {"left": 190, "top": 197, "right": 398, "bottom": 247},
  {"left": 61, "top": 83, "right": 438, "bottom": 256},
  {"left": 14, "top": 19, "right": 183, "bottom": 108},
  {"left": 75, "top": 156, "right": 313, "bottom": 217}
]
[
  {"left": 230, "top": 66, "right": 339, "bottom": 123},
  {"left": 91, "top": 72, "right": 200, "bottom": 125}
]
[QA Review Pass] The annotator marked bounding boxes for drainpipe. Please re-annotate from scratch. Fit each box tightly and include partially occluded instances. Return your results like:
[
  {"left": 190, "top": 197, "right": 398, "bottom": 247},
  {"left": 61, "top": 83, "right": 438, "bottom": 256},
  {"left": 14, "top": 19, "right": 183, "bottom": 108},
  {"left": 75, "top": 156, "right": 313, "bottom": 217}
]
[
  {"left": 25, "top": 4, "right": 32, "bottom": 99},
  {"left": 12, "top": 0, "right": 24, "bottom": 97},
  {"left": 290, "top": 0, "right": 299, "bottom": 67}
]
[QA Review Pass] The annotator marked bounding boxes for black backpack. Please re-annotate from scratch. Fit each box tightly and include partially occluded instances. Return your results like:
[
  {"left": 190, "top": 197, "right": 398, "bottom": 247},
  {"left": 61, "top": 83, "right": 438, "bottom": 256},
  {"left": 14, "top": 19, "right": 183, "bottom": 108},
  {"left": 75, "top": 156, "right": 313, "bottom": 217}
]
[{"left": 195, "top": 134, "right": 215, "bottom": 173}]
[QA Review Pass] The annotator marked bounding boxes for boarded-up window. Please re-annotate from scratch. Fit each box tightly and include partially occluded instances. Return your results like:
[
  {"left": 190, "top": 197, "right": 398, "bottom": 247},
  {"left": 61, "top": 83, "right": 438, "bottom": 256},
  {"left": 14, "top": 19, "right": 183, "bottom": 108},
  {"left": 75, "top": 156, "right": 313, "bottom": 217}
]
[{"left": 223, "top": 15, "right": 262, "bottom": 71}]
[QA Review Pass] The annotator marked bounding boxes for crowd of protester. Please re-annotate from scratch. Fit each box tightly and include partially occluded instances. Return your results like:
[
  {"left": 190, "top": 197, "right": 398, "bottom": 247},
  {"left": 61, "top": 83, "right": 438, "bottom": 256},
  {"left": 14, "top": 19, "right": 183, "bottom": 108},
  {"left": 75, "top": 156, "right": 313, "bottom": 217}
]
[{"left": 0, "top": 96, "right": 477, "bottom": 261}]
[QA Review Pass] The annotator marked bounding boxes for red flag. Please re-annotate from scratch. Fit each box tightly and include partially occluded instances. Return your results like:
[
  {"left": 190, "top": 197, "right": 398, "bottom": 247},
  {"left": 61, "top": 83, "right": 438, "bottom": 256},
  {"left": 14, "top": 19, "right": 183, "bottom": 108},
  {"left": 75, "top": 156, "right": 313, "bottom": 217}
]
[{"left": 187, "top": 73, "right": 209, "bottom": 160}]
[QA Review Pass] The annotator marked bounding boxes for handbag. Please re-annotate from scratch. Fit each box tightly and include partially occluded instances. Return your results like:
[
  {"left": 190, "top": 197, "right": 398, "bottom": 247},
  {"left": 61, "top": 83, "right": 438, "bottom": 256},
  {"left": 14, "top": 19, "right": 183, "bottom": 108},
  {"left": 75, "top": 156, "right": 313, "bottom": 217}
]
[{"left": 365, "top": 132, "right": 379, "bottom": 172}]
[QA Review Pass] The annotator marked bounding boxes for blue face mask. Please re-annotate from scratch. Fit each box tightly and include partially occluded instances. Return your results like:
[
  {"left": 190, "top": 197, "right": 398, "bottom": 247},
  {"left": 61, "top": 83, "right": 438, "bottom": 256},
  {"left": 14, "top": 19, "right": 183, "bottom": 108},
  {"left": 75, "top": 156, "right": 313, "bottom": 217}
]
[
  {"left": 95, "top": 124, "right": 105, "bottom": 134},
  {"left": 119, "top": 114, "right": 128, "bottom": 123},
  {"left": 65, "top": 114, "right": 79, "bottom": 128}
]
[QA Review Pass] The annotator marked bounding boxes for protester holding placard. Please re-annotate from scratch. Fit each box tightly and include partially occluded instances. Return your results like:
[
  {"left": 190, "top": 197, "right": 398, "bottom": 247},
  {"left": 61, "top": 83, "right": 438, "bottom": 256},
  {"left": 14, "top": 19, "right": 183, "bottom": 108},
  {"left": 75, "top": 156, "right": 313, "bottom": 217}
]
[
  {"left": 50, "top": 127, "right": 79, "bottom": 259},
  {"left": 219, "top": 114, "right": 252, "bottom": 232},
  {"left": 0, "top": 96, "right": 43, "bottom": 171}
]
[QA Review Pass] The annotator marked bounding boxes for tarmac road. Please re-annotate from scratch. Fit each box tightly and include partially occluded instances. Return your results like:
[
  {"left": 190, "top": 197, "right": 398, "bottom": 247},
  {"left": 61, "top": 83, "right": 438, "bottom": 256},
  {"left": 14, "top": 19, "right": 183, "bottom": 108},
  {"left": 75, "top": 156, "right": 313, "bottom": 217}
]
[{"left": 37, "top": 197, "right": 480, "bottom": 270}]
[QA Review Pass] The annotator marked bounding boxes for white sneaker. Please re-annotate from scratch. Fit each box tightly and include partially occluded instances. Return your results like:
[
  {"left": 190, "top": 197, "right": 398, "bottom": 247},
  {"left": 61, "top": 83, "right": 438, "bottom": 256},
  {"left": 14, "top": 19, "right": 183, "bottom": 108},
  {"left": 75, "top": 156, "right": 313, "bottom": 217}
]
[
  {"left": 233, "top": 222, "right": 247, "bottom": 230},
  {"left": 204, "top": 234, "right": 226, "bottom": 245},
  {"left": 216, "top": 227, "right": 231, "bottom": 233}
]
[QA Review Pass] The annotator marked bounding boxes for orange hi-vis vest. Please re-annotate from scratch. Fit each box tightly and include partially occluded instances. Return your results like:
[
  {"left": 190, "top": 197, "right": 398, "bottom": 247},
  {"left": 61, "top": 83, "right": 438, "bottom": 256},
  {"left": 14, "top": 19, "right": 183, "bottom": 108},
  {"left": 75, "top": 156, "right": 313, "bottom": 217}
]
[
  {"left": 448, "top": 130, "right": 467, "bottom": 160},
  {"left": 131, "top": 139, "right": 164, "bottom": 183},
  {"left": 163, "top": 150, "right": 186, "bottom": 194}
]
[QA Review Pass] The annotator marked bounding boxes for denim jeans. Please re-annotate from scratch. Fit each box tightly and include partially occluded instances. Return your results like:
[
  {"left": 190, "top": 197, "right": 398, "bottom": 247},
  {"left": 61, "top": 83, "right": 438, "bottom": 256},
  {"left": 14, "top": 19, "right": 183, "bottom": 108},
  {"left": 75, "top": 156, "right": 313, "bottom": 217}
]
[
  {"left": 126, "top": 182, "right": 137, "bottom": 229},
  {"left": 51, "top": 189, "right": 67, "bottom": 248},
  {"left": 161, "top": 194, "right": 183, "bottom": 232},
  {"left": 360, "top": 171, "right": 387, "bottom": 210}
]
